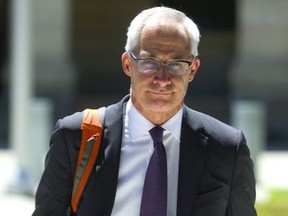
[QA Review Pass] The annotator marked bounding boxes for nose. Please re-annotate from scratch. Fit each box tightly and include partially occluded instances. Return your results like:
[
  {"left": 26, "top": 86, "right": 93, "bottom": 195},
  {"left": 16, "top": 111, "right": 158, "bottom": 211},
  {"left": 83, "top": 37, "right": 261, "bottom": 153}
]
[{"left": 153, "top": 66, "right": 171, "bottom": 87}]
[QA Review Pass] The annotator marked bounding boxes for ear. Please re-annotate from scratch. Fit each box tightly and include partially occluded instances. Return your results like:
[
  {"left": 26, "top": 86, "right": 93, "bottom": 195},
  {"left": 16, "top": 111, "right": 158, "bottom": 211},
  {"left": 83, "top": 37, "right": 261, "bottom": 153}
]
[
  {"left": 188, "top": 58, "right": 200, "bottom": 82},
  {"left": 121, "top": 52, "right": 132, "bottom": 77}
]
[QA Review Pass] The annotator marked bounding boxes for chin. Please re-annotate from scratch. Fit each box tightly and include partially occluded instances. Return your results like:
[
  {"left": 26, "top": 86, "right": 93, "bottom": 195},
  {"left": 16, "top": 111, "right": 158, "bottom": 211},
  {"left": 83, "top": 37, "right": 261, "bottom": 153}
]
[{"left": 147, "top": 101, "right": 174, "bottom": 112}]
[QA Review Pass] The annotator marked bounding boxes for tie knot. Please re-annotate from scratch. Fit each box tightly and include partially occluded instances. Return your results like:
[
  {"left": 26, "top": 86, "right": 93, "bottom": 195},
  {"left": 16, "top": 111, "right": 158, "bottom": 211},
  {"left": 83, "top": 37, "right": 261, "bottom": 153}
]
[{"left": 149, "top": 126, "right": 164, "bottom": 143}]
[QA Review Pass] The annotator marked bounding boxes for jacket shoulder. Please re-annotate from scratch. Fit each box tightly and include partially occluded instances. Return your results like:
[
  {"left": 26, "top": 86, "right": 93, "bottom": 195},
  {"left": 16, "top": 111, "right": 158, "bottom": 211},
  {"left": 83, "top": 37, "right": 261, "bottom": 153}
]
[
  {"left": 50, "top": 111, "right": 84, "bottom": 150},
  {"left": 59, "top": 111, "right": 83, "bottom": 131},
  {"left": 185, "top": 107, "right": 244, "bottom": 148}
]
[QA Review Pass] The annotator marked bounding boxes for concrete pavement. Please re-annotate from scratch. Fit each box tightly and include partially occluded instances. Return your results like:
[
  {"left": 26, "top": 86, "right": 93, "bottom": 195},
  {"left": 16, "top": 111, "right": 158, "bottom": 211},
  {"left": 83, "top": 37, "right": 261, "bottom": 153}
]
[{"left": 0, "top": 150, "right": 34, "bottom": 216}]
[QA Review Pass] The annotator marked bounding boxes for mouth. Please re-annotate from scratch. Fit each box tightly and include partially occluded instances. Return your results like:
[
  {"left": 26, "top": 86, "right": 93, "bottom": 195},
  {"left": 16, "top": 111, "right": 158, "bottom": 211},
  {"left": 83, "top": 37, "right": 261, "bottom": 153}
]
[{"left": 149, "top": 90, "right": 173, "bottom": 95}]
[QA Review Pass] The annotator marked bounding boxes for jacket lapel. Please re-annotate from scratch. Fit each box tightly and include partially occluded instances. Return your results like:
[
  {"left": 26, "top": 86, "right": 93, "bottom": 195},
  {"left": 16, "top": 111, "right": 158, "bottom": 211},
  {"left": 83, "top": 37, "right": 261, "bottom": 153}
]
[
  {"left": 177, "top": 107, "right": 208, "bottom": 216},
  {"left": 92, "top": 97, "right": 128, "bottom": 215}
]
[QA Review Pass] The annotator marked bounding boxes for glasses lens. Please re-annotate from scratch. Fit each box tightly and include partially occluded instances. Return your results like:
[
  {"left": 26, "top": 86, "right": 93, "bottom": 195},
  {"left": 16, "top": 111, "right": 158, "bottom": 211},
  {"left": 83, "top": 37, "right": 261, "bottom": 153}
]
[
  {"left": 167, "top": 62, "right": 189, "bottom": 75},
  {"left": 138, "top": 59, "right": 160, "bottom": 73}
]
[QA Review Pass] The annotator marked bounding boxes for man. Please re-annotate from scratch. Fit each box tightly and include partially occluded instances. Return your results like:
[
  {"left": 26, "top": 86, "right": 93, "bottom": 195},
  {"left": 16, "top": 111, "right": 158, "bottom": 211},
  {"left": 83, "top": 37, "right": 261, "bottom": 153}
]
[{"left": 33, "top": 6, "right": 257, "bottom": 216}]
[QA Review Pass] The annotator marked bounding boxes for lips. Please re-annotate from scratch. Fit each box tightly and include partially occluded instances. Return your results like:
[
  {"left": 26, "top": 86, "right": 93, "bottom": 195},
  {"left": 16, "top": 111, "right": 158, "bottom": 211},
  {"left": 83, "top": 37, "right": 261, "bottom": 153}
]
[{"left": 149, "top": 90, "right": 173, "bottom": 95}]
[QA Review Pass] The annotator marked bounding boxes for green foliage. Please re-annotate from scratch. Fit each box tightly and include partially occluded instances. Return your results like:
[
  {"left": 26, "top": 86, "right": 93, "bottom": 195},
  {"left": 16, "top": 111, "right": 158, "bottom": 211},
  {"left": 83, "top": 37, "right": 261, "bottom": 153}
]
[{"left": 256, "top": 189, "right": 288, "bottom": 216}]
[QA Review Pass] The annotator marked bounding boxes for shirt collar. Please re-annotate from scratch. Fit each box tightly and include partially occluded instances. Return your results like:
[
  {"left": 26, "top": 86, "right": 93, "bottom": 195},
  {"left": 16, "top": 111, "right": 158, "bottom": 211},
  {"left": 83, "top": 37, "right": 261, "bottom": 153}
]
[
  {"left": 161, "top": 107, "right": 183, "bottom": 142},
  {"left": 126, "top": 99, "right": 183, "bottom": 141}
]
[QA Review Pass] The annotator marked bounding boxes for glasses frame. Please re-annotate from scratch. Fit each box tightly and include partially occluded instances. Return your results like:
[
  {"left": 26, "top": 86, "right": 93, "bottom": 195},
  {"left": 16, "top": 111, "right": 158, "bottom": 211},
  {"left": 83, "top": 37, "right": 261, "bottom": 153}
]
[{"left": 128, "top": 51, "right": 194, "bottom": 75}]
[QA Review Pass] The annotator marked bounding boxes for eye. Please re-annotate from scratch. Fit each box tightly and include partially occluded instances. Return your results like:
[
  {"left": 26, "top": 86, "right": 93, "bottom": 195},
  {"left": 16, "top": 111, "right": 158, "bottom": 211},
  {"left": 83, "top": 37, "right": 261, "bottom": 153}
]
[
  {"left": 169, "top": 62, "right": 182, "bottom": 66},
  {"left": 168, "top": 62, "right": 184, "bottom": 69},
  {"left": 138, "top": 59, "right": 160, "bottom": 73},
  {"left": 141, "top": 59, "right": 159, "bottom": 66}
]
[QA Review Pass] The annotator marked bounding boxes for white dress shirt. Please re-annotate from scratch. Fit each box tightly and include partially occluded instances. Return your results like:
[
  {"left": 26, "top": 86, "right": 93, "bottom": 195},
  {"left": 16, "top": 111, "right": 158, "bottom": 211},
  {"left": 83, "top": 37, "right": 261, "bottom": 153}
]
[{"left": 111, "top": 99, "right": 183, "bottom": 216}]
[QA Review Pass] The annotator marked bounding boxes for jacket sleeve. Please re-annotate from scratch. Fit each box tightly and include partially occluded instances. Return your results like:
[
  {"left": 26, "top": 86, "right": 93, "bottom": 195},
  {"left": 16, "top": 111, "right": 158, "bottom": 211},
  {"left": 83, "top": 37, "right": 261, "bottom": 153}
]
[
  {"left": 32, "top": 116, "right": 81, "bottom": 216},
  {"left": 226, "top": 131, "right": 257, "bottom": 216}
]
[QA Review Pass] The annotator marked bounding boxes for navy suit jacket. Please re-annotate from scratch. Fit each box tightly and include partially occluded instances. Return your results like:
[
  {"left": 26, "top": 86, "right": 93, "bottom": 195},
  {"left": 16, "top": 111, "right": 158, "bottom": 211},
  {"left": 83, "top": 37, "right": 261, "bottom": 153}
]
[{"left": 33, "top": 96, "right": 257, "bottom": 216}]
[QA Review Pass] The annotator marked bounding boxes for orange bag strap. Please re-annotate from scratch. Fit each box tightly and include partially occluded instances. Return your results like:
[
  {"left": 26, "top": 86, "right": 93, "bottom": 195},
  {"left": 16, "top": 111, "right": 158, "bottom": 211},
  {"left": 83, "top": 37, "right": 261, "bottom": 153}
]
[{"left": 70, "top": 107, "right": 106, "bottom": 214}]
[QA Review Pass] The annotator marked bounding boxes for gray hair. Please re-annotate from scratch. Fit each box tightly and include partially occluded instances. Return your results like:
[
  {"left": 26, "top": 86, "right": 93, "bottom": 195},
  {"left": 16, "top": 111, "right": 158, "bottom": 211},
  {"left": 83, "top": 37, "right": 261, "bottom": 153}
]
[{"left": 124, "top": 6, "right": 201, "bottom": 57}]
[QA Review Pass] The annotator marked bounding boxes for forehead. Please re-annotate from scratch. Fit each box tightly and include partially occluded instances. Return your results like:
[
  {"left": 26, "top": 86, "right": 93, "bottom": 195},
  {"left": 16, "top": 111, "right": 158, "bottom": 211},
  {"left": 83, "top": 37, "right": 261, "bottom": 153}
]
[{"left": 139, "top": 22, "right": 191, "bottom": 58}]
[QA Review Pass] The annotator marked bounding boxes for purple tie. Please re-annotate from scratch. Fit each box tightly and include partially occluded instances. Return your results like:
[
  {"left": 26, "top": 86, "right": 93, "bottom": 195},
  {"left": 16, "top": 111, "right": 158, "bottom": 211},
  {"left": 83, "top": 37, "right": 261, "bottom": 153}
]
[{"left": 140, "top": 126, "right": 167, "bottom": 216}]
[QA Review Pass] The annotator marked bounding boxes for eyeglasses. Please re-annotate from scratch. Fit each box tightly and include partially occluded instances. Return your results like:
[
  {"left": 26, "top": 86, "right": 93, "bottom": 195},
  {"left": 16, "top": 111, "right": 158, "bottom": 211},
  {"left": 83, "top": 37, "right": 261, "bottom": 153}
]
[{"left": 129, "top": 51, "right": 194, "bottom": 75}]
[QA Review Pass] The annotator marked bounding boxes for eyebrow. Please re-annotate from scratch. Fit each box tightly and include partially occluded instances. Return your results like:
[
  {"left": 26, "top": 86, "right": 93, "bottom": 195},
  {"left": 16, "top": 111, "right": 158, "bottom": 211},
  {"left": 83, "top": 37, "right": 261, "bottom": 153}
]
[
  {"left": 139, "top": 54, "right": 193, "bottom": 63},
  {"left": 139, "top": 51, "right": 191, "bottom": 61}
]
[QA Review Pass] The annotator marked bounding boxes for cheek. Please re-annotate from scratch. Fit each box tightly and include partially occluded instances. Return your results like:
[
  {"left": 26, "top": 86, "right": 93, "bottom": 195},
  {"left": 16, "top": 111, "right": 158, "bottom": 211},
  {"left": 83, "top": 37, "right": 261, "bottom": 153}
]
[
  {"left": 130, "top": 74, "right": 148, "bottom": 94},
  {"left": 131, "top": 72, "right": 152, "bottom": 85},
  {"left": 174, "top": 76, "right": 190, "bottom": 89},
  {"left": 172, "top": 78, "right": 191, "bottom": 100}
]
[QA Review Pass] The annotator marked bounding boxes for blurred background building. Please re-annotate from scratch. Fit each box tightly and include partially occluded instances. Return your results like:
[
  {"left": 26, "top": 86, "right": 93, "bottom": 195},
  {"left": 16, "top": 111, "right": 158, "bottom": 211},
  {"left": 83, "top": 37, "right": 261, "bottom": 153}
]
[{"left": 0, "top": 0, "right": 288, "bottom": 214}]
